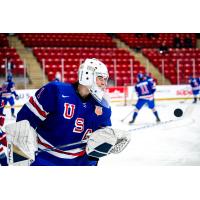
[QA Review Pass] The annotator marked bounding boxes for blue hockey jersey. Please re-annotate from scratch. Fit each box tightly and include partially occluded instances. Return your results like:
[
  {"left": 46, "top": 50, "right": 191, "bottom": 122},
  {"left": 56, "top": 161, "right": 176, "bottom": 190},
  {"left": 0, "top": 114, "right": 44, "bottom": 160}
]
[
  {"left": 189, "top": 78, "right": 199, "bottom": 95},
  {"left": 0, "top": 92, "right": 4, "bottom": 108},
  {"left": 0, "top": 89, "right": 5, "bottom": 115},
  {"left": 135, "top": 79, "right": 155, "bottom": 100},
  {"left": 1, "top": 80, "right": 18, "bottom": 99},
  {"left": 0, "top": 129, "right": 8, "bottom": 166},
  {"left": 17, "top": 82, "right": 112, "bottom": 166}
]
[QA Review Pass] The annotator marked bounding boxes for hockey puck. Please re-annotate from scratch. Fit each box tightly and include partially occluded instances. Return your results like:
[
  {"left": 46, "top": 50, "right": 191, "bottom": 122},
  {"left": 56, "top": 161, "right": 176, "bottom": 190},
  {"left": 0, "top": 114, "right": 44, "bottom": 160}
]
[{"left": 174, "top": 108, "right": 183, "bottom": 117}]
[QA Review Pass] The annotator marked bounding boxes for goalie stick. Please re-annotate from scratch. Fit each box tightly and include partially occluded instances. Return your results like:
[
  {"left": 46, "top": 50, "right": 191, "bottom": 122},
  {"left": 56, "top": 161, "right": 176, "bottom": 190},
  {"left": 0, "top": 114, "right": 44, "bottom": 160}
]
[
  {"left": 120, "top": 110, "right": 134, "bottom": 122},
  {"left": 38, "top": 104, "right": 195, "bottom": 154},
  {"left": 36, "top": 139, "right": 87, "bottom": 155},
  {"left": 8, "top": 127, "right": 130, "bottom": 165},
  {"left": 9, "top": 119, "right": 187, "bottom": 159},
  {"left": 128, "top": 119, "right": 178, "bottom": 132},
  {"left": 7, "top": 139, "right": 88, "bottom": 165}
]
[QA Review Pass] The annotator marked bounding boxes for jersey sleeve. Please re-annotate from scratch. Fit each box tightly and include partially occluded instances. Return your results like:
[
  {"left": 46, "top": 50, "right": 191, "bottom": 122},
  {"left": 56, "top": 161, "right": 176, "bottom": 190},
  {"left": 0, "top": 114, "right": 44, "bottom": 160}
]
[
  {"left": 150, "top": 81, "right": 156, "bottom": 94},
  {"left": 17, "top": 82, "right": 57, "bottom": 129},
  {"left": 10, "top": 83, "right": 18, "bottom": 97},
  {"left": 135, "top": 85, "right": 139, "bottom": 95},
  {"left": 97, "top": 107, "right": 112, "bottom": 128},
  {"left": 0, "top": 130, "right": 7, "bottom": 147}
]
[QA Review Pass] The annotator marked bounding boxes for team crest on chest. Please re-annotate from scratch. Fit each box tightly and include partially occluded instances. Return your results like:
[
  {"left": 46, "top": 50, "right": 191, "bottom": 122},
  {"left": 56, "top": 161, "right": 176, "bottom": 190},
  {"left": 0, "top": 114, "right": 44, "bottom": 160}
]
[{"left": 95, "top": 106, "right": 102, "bottom": 116}]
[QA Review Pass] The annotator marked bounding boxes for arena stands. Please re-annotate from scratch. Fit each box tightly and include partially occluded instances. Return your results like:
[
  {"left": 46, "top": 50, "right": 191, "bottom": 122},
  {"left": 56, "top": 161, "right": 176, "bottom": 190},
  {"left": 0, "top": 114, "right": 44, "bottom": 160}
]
[
  {"left": 1, "top": 33, "right": 198, "bottom": 86},
  {"left": 0, "top": 47, "right": 24, "bottom": 75},
  {"left": 16, "top": 33, "right": 146, "bottom": 86},
  {"left": 116, "top": 33, "right": 196, "bottom": 49},
  {"left": 0, "top": 34, "right": 9, "bottom": 47},
  {"left": 142, "top": 48, "right": 200, "bottom": 84},
  {"left": 114, "top": 33, "right": 198, "bottom": 84},
  {"left": 18, "top": 33, "right": 116, "bottom": 48},
  {"left": 33, "top": 47, "right": 146, "bottom": 85}
]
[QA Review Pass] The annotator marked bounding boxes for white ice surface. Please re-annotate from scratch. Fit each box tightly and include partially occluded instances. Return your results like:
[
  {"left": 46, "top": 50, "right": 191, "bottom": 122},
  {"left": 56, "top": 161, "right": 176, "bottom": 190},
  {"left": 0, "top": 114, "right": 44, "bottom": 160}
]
[
  {"left": 100, "top": 100, "right": 200, "bottom": 166},
  {"left": 2, "top": 99, "right": 200, "bottom": 166}
]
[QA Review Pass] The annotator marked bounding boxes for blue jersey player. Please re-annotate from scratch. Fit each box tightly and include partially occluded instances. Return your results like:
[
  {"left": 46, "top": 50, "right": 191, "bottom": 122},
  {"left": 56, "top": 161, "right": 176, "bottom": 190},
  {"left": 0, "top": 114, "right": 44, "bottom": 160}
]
[
  {"left": 1, "top": 75, "right": 19, "bottom": 118},
  {"left": 129, "top": 73, "right": 160, "bottom": 124},
  {"left": 0, "top": 124, "right": 8, "bottom": 166},
  {"left": 197, "top": 77, "right": 200, "bottom": 100},
  {"left": 189, "top": 76, "right": 199, "bottom": 103},
  {"left": 0, "top": 87, "right": 5, "bottom": 116},
  {"left": 144, "top": 73, "right": 156, "bottom": 87},
  {"left": 0, "top": 96, "right": 8, "bottom": 166},
  {"left": 0, "top": 88, "right": 6, "bottom": 127},
  {"left": 6, "top": 59, "right": 113, "bottom": 166}
]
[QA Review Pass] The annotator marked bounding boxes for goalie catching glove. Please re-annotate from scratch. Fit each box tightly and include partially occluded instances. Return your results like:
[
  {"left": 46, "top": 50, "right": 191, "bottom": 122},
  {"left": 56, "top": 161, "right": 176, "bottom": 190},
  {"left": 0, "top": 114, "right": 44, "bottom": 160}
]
[
  {"left": 86, "top": 127, "right": 131, "bottom": 158},
  {"left": 5, "top": 120, "right": 38, "bottom": 161}
]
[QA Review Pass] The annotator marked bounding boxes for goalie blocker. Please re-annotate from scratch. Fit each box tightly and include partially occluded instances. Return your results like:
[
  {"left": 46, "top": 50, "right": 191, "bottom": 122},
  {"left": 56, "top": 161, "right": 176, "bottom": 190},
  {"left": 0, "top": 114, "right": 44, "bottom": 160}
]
[{"left": 5, "top": 120, "right": 131, "bottom": 164}]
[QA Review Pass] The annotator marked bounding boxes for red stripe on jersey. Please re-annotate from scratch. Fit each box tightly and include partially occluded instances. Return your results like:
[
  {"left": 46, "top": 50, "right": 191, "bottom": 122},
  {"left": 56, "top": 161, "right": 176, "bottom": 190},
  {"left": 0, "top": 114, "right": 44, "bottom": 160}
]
[
  {"left": 0, "top": 146, "right": 4, "bottom": 153},
  {"left": 38, "top": 137, "right": 85, "bottom": 157},
  {"left": 29, "top": 96, "right": 47, "bottom": 118},
  {"left": 0, "top": 132, "right": 7, "bottom": 146}
]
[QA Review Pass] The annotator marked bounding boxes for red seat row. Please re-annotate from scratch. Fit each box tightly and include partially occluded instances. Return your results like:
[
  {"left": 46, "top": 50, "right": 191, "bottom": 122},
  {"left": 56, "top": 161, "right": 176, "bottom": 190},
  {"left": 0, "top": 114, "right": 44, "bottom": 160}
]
[
  {"left": 142, "top": 48, "right": 200, "bottom": 84},
  {"left": 33, "top": 47, "right": 146, "bottom": 85},
  {"left": 0, "top": 34, "right": 9, "bottom": 47},
  {"left": 116, "top": 33, "right": 196, "bottom": 49},
  {"left": 0, "top": 47, "right": 24, "bottom": 75},
  {"left": 18, "top": 34, "right": 116, "bottom": 48}
]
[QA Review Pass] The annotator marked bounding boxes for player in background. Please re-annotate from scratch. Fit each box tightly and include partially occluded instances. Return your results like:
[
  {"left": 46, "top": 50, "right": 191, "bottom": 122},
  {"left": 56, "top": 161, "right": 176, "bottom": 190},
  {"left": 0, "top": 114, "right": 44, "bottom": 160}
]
[
  {"left": 0, "top": 92, "right": 8, "bottom": 166},
  {"left": 0, "top": 87, "right": 4, "bottom": 116},
  {"left": 144, "top": 73, "right": 156, "bottom": 87},
  {"left": 0, "top": 118, "right": 8, "bottom": 166},
  {"left": 1, "top": 74, "right": 19, "bottom": 118},
  {"left": 189, "top": 76, "right": 199, "bottom": 103},
  {"left": 196, "top": 77, "right": 200, "bottom": 101},
  {"left": 0, "top": 87, "right": 6, "bottom": 126},
  {"left": 129, "top": 73, "right": 160, "bottom": 124},
  {"left": 53, "top": 71, "right": 62, "bottom": 82},
  {"left": 4, "top": 58, "right": 131, "bottom": 166}
]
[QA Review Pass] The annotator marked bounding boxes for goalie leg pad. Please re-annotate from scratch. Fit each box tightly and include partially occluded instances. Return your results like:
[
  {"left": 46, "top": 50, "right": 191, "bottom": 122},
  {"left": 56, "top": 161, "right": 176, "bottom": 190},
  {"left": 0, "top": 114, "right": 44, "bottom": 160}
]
[{"left": 5, "top": 120, "right": 38, "bottom": 161}]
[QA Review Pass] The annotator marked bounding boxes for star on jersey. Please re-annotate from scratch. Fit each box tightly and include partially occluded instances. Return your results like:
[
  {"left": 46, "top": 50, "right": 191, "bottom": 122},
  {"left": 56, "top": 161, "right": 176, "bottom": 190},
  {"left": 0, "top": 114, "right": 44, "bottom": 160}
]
[{"left": 83, "top": 103, "right": 87, "bottom": 108}]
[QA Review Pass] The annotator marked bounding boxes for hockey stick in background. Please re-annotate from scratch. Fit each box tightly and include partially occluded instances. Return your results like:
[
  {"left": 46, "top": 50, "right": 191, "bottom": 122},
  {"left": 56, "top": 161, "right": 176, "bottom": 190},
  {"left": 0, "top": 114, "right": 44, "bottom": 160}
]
[
  {"left": 128, "top": 118, "right": 180, "bottom": 133},
  {"left": 120, "top": 110, "right": 134, "bottom": 122},
  {"left": 128, "top": 104, "right": 196, "bottom": 133}
]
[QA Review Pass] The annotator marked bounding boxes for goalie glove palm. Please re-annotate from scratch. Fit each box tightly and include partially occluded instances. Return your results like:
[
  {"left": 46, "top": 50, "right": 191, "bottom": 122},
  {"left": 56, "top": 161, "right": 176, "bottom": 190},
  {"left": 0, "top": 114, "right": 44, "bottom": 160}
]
[{"left": 86, "top": 127, "right": 131, "bottom": 158}]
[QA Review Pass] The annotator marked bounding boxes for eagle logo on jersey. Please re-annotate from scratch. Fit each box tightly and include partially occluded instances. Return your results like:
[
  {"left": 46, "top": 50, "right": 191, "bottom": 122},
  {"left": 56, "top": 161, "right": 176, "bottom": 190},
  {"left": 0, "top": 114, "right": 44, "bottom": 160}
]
[{"left": 95, "top": 106, "right": 102, "bottom": 116}]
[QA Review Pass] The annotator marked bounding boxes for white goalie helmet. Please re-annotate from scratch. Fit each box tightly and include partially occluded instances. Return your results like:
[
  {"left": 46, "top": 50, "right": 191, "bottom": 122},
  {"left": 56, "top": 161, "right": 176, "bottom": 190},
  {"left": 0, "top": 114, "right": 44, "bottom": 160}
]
[{"left": 78, "top": 58, "right": 110, "bottom": 107}]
